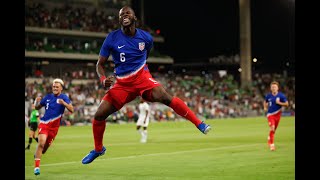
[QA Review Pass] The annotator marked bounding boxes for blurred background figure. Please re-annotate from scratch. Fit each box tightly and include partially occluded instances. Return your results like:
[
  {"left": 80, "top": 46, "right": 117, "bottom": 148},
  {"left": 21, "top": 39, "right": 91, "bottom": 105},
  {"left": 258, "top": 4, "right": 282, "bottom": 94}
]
[
  {"left": 25, "top": 104, "right": 40, "bottom": 150},
  {"left": 33, "top": 78, "right": 74, "bottom": 175},
  {"left": 263, "top": 81, "right": 289, "bottom": 151},
  {"left": 136, "top": 97, "right": 151, "bottom": 143}
]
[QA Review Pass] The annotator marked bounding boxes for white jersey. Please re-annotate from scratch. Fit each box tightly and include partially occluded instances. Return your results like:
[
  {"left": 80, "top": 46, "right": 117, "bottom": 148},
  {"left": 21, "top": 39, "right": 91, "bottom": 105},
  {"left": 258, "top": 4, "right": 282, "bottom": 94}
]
[{"left": 136, "top": 102, "right": 150, "bottom": 127}]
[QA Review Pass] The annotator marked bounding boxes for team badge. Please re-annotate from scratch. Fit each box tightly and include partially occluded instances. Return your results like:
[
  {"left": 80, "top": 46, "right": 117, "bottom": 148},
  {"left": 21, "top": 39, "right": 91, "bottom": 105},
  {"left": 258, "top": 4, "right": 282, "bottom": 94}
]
[{"left": 139, "top": 42, "right": 145, "bottom": 51}]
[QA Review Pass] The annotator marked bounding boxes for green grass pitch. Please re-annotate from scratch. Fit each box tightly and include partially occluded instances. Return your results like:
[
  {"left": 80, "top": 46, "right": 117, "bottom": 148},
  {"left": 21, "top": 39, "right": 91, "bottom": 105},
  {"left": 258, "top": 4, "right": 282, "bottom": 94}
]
[{"left": 25, "top": 116, "right": 295, "bottom": 180}]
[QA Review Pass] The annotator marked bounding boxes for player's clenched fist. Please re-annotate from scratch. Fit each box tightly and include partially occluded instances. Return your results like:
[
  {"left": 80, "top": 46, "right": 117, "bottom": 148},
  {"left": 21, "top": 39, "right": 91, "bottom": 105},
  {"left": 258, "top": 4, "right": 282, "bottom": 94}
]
[
  {"left": 35, "top": 96, "right": 42, "bottom": 103},
  {"left": 100, "top": 75, "right": 114, "bottom": 88}
]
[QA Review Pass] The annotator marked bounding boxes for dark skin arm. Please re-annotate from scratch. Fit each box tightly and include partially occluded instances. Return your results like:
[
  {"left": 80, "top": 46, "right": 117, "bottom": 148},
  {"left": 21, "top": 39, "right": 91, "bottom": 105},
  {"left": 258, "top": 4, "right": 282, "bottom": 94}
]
[{"left": 97, "top": 55, "right": 114, "bottom": 89}]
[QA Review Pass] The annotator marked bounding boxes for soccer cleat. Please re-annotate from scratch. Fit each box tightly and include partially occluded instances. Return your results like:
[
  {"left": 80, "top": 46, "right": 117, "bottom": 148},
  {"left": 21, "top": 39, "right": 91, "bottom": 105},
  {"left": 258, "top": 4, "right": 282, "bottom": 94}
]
[
  {"left": 197, "top": 122, "right": 212, "bottom": 134},
  {"left": 270, "top": 144, "right": 276, "bottom": 151},
  {"left": 82, "top": 146, "right": 106, "bottom": 164},
  {"left": 25, "top": 145, "right": 30, "bottom": 150},
  {"left": 34, "top": 167, "right": 40, "bottom": 175}
]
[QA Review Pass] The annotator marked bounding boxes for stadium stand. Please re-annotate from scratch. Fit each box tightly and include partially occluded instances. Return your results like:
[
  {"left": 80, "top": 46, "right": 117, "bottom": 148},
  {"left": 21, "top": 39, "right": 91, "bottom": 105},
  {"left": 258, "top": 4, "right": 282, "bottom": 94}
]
[{"left": 25, "top": 0, "right": 295, "bottom": 126}]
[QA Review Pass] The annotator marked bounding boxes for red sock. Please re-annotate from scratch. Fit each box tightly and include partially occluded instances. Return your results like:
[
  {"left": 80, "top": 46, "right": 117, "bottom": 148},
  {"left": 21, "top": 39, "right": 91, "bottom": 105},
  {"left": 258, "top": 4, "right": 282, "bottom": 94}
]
[
  {"left": 269, "top": 130, "right": 275, "bottom": 144},
  {"left": 92, "top": 119, "right": 106, "bottom": 152},
  {"left": 169, "top": 97, "right": 202, "bottom": 126},
  {"left": 34, "top": 159, "right": 40, "bottom": 168}
]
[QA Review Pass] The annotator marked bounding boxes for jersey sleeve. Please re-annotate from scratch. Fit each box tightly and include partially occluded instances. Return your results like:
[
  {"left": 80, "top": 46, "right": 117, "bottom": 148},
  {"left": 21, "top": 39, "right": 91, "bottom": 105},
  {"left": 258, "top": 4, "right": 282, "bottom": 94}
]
[
  {"left": 280, "top": 93, "right": 288, "bottom": 102},
  {"left": 63, "top": 94, "right": 71, "bottom": 104},
  {"left": 99, "top": 33, "right": 113, "bottom": 58}
]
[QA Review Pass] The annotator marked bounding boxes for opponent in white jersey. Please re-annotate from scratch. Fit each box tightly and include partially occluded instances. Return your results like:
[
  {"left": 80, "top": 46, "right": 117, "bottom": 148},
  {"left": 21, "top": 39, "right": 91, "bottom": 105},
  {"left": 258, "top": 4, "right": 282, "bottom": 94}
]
[{"left": 136, "top": 98, "right": 150, "bottom": 143}]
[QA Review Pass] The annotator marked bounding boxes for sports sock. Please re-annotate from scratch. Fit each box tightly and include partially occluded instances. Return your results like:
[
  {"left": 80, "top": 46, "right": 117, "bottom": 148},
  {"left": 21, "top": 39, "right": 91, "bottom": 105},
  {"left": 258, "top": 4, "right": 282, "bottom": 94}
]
[
  {"left": 143, "top": 130, "right": 148, "bottom": 140},
  {"left": 169, "top": 97, "right": 202, "bottom": 126},
  {"left": 138, "top": 129, "right": 144, "bottom": 137},
  {"left": 92, "top": 119, "right": 106, "bottom": 152},
  {"left": 29, "top": 137, "right": 32, "bottom": 144},
  {"left": 34, "top": 137, "right": 38, "bottom": 143},
  {"left": 269, "top": 130, "right": 275, "bottom": 145},
  {"left": 35, "top": 158, "right": 40, "bottom": 168}
]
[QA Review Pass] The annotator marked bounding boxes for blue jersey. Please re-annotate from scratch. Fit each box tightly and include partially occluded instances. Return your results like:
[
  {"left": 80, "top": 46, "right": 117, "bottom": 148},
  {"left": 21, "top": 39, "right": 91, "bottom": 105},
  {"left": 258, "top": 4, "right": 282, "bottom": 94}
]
[
  {"left": 265, "top": 92, "right": 287, "bottom": 115},
  {"left": 99, "top": 28, "right": 153, "bottom": 77},
  {"left": 39, "top": 93, "right": 71, "bottom": 122}
]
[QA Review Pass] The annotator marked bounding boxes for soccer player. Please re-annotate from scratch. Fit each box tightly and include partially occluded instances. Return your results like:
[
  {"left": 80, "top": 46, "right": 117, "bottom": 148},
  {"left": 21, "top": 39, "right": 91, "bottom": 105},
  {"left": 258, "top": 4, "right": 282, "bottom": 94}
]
[
  {"left": 263, "top": 81, "right": 289, "bottom": 151},
  {"left": 81, "top": 6, "right": 212, "bottom": 164},
  {"left": 25, "top": 104, "right": 40, "bottom": 150},
  {"left": 33, "top": 78, "right": 74, "bottom": 175},
  {"left": 136, "top": 97, "right": 151, "bottom": 143}
]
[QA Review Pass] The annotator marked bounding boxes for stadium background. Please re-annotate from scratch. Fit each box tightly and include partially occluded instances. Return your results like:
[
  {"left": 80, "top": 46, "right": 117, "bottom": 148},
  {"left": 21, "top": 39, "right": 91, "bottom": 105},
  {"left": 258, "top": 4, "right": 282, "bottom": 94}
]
[
  {"left": 24, "top": 0, "right": 295, "bottom": 179},
  {"left": 25, "top": 0, "right": 295, "bottom": 126}
]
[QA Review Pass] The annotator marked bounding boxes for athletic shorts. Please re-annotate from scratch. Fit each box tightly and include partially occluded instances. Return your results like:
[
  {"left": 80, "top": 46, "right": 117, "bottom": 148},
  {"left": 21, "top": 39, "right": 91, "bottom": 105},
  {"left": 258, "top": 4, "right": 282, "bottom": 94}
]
[
  {"left": 103, "top": 64, "right": 161, "bottom": 110},
  {"left": 136, "top": 116, "right": 150, "bottom": 127},
  {"left": 267, "top": 111, "right": 281, "bottom": 127},
  {"left": 38, "top": 118, "right": 61, "bottom": 146},
  {"left": 29, "top": 122, "right": 38, "bottom": 131}
]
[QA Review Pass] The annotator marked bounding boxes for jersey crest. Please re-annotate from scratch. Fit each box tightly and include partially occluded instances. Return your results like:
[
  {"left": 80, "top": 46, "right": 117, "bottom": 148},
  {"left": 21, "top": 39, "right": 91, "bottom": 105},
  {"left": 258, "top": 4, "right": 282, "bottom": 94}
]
[{"left": 139, "top": 42, "right": 145, "bottom": 51}]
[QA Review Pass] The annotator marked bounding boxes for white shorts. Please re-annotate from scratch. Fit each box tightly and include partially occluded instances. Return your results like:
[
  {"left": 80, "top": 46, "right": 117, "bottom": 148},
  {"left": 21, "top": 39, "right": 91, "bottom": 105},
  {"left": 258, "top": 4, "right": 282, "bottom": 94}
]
[{"left": 136, "top": 117, "right": 149, "bottom": 127}]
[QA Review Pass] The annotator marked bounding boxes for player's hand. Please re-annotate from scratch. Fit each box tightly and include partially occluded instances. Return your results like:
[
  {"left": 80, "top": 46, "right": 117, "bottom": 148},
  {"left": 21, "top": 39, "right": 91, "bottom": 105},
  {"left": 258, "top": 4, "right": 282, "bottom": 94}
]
[
  {"left": 56, "top": 99, "right": 65, "bottom": 104},
  {"left": 35, "top": 96, "right": 42, "bottom": 103},
  {"left": 101, "top": 76, "right": 114, "bottom": 89}
]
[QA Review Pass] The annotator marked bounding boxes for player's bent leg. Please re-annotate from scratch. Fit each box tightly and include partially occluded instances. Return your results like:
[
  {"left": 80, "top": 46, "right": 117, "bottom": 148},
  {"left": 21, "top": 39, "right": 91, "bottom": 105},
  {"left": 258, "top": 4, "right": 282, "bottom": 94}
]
[
  {"left": 82, "top": 146, "right": 107, "bottom": 164},
  {"left": 169, "top": 96, "right": 212, "bottom": 134},
  {"left": 145, "top": 86, "right": 212, "bottom": 134}
]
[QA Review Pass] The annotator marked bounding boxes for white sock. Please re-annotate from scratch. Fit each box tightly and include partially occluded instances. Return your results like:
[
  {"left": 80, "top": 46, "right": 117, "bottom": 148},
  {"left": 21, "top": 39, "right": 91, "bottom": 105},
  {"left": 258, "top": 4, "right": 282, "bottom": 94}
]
[
  {"left": 143, "top": 130, "right": 148, "bottom": 140},
  {"left": 137, "top": 129, "right": 144, "bottom": 140}
]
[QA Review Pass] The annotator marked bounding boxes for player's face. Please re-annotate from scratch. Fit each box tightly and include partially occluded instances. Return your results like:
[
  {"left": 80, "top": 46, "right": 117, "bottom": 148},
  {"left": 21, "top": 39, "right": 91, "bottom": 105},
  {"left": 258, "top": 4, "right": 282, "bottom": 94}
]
[
  {"left": 52, "top": 82, "right": 63, "bottom": 95},
  {"left": 119, "top": 7, "right": 136, "bottom": 27},
  {"left": 270, "top": 84, "right": 279, "bottom": 93}
]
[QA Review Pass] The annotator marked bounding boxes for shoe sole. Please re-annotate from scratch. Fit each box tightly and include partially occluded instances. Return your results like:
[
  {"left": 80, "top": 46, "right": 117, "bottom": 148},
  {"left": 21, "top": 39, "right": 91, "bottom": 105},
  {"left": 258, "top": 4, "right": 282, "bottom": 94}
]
[{"left": 203, "top": 126, "right": 212, "bottom": 134}]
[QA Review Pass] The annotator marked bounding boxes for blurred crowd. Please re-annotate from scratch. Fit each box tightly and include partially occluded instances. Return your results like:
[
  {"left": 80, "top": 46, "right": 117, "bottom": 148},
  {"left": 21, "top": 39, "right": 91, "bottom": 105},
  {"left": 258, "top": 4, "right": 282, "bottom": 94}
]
[
  {"left": 24, "top": 0, "right": 295, "bottom": 126},
  {"left": 25, "top": 71, "right": 295, "bottom": 126},
  {"left": 25, "top": 0, "right": 164, "bottom": 58},
  {"left": 25, "top": 0, "right": 159, "bottom": 36}
]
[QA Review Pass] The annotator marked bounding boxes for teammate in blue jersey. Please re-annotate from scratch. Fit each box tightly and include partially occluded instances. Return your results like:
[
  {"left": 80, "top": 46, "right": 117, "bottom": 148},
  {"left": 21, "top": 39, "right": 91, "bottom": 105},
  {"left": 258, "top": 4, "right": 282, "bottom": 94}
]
[
  {"left": 33, "top": 78, "right": 74, "bottom": 175},
  {"left": 81, "top": 6, "right": 212, "bottom": 164},
  {"left": 263, "top": 81, "right": 289, "bottom": 151}
]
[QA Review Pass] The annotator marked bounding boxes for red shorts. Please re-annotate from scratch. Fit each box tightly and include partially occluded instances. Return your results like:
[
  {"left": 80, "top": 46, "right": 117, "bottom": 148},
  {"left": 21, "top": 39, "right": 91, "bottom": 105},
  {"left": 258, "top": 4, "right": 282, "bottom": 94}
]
[
  {"left": 103, "top": 65, "right": 161, "bottom": 110},
  {"left": 38, "top": 119, "right": 61, "bottom": 146},
  {"left": 267, "top": 111, "right": 281, "bottom": 127}
]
